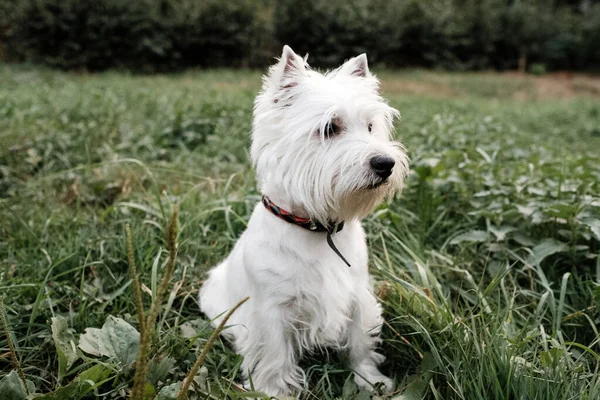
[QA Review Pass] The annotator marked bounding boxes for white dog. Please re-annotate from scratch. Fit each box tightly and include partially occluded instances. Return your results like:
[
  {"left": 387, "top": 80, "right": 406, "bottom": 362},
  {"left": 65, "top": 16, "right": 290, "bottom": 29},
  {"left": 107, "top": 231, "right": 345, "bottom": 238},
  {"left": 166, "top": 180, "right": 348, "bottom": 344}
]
[{"left": 199, "top": 45, "right": 409, "bottom": 397}]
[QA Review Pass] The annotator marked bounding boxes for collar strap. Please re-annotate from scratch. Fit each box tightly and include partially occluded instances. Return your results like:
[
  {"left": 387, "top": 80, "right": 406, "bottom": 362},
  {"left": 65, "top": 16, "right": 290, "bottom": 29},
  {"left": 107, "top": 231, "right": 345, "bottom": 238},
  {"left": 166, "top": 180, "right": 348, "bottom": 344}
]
[
  {"left": 262, "top": 195, "right": 350, "bottom": 267},
  {"left": 262, "top": 196, "right": 344, "bottom": 233}
]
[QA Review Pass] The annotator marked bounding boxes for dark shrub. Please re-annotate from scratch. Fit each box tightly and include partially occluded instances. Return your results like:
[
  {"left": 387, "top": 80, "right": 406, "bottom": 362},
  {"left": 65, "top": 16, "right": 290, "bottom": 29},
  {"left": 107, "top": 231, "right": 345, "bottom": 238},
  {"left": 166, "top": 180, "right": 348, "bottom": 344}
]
[
  {"left": 580, "top": 4, "right": 600, "bottom": 70},
  {"left": 0, "top": 0, "right": 17, "bottom": 60},
  {"left": 273, "top": 0, "right": 386, "bottom": 67},
  {"left": 9, "top": 0, "right": 264, "bottom": 71},
  {"left": 3, "top": 0, "right": 600, "bottom": 71}
]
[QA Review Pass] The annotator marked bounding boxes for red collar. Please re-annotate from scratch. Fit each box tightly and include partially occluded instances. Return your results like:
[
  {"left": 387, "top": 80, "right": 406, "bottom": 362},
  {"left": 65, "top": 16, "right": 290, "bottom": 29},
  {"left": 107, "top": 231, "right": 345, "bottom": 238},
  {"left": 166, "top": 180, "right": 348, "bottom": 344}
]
[
  {"left": 261, "top": 195, "right": 350, "bottom": 267},
  {"left": 261, "top": 195, "right": 344, "bottom": 233}
]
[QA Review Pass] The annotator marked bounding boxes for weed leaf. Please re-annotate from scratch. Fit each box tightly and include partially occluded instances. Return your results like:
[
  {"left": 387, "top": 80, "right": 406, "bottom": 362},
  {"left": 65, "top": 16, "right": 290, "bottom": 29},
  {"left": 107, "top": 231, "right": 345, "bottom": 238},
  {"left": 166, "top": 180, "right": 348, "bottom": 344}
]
[
  {"left": 34, "top": 364, "right": 112, "bottom": 400},
  {"left": 148, "top": 357, "right": 176, "bottom": 386},
  {"left": 488, "top": 225, "right": 516, "bottom": 241},
  {"left": 394, "top": 352, "right": 436, "bottom": 399},
  {"left": 353, "top": 389, "right": 373, "bottom": 400},
  {"left": 539, "top": 348, "right": 563, "bottom": 368},
  {"left": 78, "top": 315, "right": 140, "bottom": 366},
  {"left": 156, "top": 382, "right": 181, "bottom": 400},
  {"left": 0, "top": 370, "right": 31, "bottom": 400},
  {"left": 51, "top": 316, "right": 79, "bottom": 381},
  {"left": 581, "top": 218, "right": 600, "bottom": 241},
  {"left": 342, "top": 378, "right": 358, "bottom": 398},
  {"left": 450, "top": 230, "right": 490, "bottom": 245},
  {"left": 525, "top": 239, "right": 568, "bottom": 266}
]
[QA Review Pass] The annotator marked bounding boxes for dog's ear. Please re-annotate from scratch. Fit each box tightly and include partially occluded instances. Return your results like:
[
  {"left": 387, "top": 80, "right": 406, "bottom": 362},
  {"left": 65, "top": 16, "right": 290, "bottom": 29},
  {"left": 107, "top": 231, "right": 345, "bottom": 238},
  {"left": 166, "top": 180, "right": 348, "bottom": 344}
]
[
  {"left": 270, "top": 45, "right": 307, "bottom": 102},
  {"left": 340, "top": 54, "right": 370, "bottom": 78},
  {"left": 281, "top": 45, "right": 306, "bottom": 76}
]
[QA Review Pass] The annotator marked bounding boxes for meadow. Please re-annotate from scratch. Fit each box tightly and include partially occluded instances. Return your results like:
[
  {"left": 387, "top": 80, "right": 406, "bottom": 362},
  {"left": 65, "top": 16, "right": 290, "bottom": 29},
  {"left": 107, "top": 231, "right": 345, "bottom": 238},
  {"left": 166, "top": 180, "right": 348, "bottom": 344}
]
[{"left": 1, "top": 65, "right": 600, "bottom": 399}]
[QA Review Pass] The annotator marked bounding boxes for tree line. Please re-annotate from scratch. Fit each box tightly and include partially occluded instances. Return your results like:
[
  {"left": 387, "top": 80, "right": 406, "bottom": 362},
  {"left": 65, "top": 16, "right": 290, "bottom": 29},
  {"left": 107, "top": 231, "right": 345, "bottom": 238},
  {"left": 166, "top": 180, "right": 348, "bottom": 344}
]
[{"left": 0, "top": 0, "right": 598, "bottom": 72}]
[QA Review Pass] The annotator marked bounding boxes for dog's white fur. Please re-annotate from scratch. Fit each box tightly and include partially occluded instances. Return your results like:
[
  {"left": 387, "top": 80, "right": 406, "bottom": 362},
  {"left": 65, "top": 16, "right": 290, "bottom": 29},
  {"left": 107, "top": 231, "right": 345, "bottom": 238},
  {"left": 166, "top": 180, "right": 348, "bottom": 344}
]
[{"left": 199, "top": 45, "right": 409, "bottom": 397}]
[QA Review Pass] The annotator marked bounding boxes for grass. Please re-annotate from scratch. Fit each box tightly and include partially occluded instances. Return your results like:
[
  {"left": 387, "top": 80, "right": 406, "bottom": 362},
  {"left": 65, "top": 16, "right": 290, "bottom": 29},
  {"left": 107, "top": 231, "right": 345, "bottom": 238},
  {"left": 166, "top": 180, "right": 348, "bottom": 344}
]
[{"left": 1, "top": 64, "right": 600, "bottom": 399}]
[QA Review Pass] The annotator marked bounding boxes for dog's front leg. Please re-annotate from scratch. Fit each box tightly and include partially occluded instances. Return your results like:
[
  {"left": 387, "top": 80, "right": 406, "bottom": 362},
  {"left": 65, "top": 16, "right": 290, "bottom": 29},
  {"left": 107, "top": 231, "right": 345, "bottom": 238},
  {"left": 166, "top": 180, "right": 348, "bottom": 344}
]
[
  {"left": 347, "top": 288, "right": 393, "bottom": 393},
  {"left": 239, "top": 304, "right": 304, "bottom": 397}
]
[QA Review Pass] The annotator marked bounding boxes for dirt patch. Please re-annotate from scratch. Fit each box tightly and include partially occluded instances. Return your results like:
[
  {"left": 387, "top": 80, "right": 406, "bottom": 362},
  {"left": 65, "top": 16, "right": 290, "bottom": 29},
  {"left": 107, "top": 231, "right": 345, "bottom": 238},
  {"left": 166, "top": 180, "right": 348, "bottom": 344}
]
[
  {"left": 534, "top": 73, "right": 576, "bottom": 98},
  {"left": 524, "top": 73, "right": 600, "bottom": 99},
  {"left": 380, "top": 71, "right": 600, "bottom": 100},
  {"left": 209, "top": 79, "right": 258, "bottom": 92},
  {"left": 381, "top": 79, "right": 457, "bottom": 98}
]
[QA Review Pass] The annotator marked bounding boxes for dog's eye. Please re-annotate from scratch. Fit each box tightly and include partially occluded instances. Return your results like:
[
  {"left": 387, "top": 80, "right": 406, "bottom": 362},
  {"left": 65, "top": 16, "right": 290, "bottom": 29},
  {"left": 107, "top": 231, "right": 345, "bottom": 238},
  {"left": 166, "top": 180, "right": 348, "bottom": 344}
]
[
  {"left": 368, "top": 123, "right": 373, "bottom": 133},
  {"left": 324, "top": 121, "right": 341, "bottom": 138}
]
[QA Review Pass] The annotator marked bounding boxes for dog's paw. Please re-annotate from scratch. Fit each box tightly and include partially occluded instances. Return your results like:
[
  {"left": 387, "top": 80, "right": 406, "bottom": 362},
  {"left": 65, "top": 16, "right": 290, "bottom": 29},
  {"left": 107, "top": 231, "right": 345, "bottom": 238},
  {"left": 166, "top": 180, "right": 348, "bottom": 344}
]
[{"left": 354, "top": 367, "right": 394, "bottom": 393}]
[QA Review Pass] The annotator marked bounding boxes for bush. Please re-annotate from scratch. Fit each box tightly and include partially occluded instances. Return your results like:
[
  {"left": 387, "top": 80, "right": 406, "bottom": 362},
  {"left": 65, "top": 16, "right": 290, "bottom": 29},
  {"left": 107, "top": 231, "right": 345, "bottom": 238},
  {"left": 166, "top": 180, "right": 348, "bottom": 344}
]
[
  {"left": 9, "top": 0, "right": 264, "bottom": 71},
  {"left": 0, "top": 0, "right": 15, "bottom": 60},
  {"left": 274, "top": 0, "right": 600, "bottom": 72},
  {"left": 11, "top": 0, "right": 139, "bottom": 70},
  {"left": 175, "top": 0, "right": 267, "bottom": 68},
  {"left": 3, "top": 0, "right": 600, "bottom": 71},
  {"left": 273, "top": 0, "right": 373, "bottom": 67},
  {"left": 529, "top": 63, "right": 547, "bottom": 75},
  {"left": 386, "top": 0, "right": 505, "bottom": 70},
  {"left": 580, "top": 4, "right": 600, "bottom": 70}
]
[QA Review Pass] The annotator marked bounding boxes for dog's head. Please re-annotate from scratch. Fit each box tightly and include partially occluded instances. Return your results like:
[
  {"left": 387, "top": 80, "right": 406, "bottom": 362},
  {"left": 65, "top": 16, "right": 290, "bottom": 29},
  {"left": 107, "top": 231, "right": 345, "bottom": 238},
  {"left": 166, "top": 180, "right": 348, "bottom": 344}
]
[{"left": 251, "top": 45, "right": 409, "bottom": 224}]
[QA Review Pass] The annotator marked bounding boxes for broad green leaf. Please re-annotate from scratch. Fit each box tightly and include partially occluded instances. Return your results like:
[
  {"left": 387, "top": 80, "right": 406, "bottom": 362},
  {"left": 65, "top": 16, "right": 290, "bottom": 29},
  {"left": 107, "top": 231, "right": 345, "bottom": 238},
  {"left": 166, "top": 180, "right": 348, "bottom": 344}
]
[
  {"left": 51, "top": 316, "right": 79, "bottom": 381},
  {"left": 178, "top": 318, "right": 205, "bottom": 339},
  {"left": 544, "top": 203, "right": 578, "bottom": 219},
  {"left": 33, "top": 364, "right": 112, "bottom": 400},
  {"left": 413, "top": 158, "right": 441, "bottom": 180},
  {"left": 144, "top": 383, "right": 156, "bottom": 399},
  {"left": 488, "top": 225, "right": 516, "bottom": 241},
  {"left": 516, "top": 204, "right": 536, "bottom": 217},
  {"left": 539, "top": 348, "right": 563, "bottom": 368},
  {"left": 353, "top": 389, "right": 372, "bottom": 400},
  {"left": 394, "top": 352, "right": 436, "bottom": 400},
  {"left": 153, "top": 365, "right": 211, "bottom": 399},
  {"left": 527, "top": 187, "right": 547, "bottom": 196},
  {"left": 148, "top": 357, "right": 176, "bottom": 386},
  {"left": 512, "top": 232, "right": 536, "bottom": 247},
  {"left": 581, "top": 218, "right": 600, "bottom": 241},
  {"left": 525, "top": 239, "right": 568, "bottom": 266},
  {"left": 179, "top": 322, "right": 197, "bottom": 339},
  {"left": 449, "top": 230, "right": 490, "bottom": 245},
  {"left": 342, "top": 377, "right": 358, "bottom": 398},
  {"left": 0, "top": 370, "right": 28, "bottom": 400},
  {"left": 78, "top": 315, "right": 140, "bottom": 366},
  {"left": 503, "top": 321, "right": 517, "bottom": 343},
  {"left": 193, "top": 366, "right": 209, "bottom": 392},
  {"left": 155, "top": 382, "right": 181, "bottom": 400}
]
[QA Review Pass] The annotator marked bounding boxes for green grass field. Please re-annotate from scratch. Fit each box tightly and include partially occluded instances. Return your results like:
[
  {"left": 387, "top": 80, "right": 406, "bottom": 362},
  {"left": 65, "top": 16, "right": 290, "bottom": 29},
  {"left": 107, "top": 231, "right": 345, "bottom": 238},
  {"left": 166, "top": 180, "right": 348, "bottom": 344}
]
[{"left": 1, "top": 65, "right": 600, "bottom": 399}]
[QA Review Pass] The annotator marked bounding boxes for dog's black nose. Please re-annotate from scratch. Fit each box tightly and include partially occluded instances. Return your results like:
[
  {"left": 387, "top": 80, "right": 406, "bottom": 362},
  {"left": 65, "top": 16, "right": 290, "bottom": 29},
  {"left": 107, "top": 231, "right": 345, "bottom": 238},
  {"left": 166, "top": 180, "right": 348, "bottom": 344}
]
[{"left": 370, "top": 156, "right": 395, "bottom": 179}]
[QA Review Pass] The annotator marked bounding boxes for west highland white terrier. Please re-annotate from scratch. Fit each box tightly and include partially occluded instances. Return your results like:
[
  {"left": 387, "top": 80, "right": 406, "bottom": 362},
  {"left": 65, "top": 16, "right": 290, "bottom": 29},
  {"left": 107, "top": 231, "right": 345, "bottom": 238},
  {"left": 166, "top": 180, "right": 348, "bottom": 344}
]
[{"left": 199, "top": 45, "right": 409, "bottom": 397}]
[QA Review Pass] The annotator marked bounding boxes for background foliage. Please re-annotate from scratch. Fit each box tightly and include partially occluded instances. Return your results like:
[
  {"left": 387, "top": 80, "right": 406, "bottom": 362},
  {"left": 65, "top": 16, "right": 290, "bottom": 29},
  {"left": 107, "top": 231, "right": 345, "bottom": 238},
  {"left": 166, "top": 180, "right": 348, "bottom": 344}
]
[
  {"left": 2, "top": 0, "right": 600, "bottom": 72},
  {"left": 2, "top": 0, "right": 267, "bottom": 71}
]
